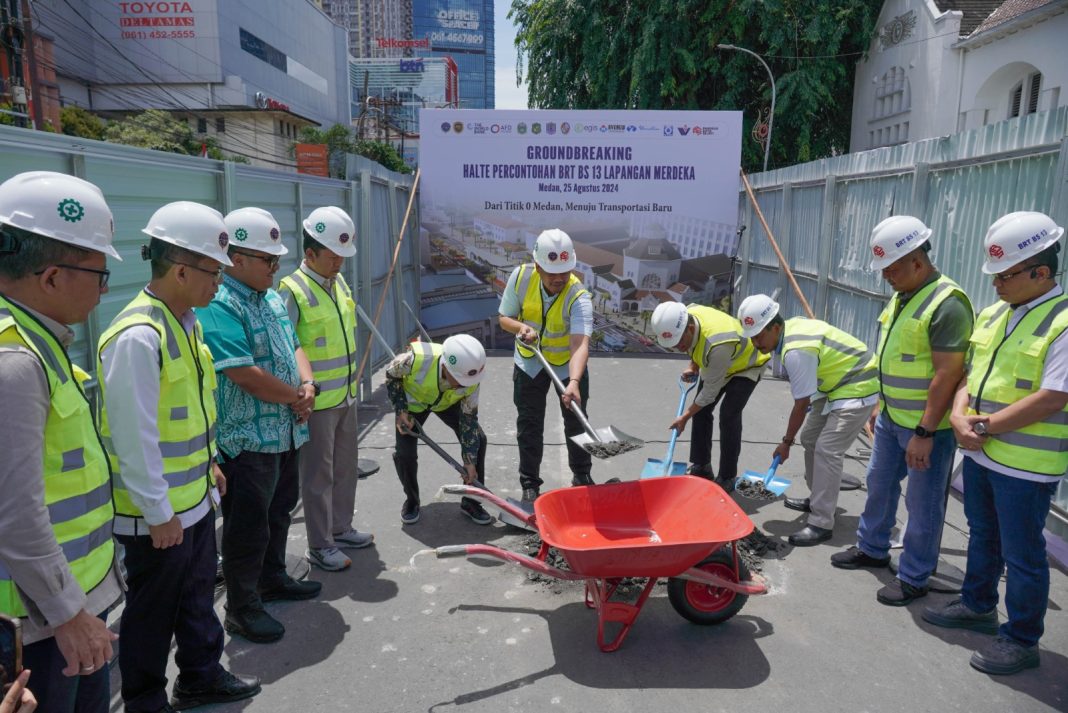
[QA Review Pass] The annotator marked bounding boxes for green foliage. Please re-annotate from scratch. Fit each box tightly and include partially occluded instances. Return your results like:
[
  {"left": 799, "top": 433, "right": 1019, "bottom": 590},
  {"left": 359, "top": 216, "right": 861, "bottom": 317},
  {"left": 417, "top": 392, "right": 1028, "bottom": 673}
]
[
  {"left": 104, "top": 108, "right": 193, "bottom": 154},
  {"left": 353, "top": 139, "right": 412, "bottom": 174},
  {"left": 295, "top": 124, "right": 412, "bottom": 177},
  {"left": 60, "top": 106, "right": 105, "bottom": 140},
  {"left": 0, "top": 103, "right": 16, "bottom": 126},
  {"left": 510, "top": 0, "right": 883, "bottom": 171}
]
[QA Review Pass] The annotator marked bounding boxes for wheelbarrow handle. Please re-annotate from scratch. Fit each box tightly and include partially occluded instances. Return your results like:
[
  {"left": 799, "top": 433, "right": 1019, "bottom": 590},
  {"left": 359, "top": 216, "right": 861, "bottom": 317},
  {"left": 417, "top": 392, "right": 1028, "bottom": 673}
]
[{"left": 524, "top": 336, "right": 600, "bottom": 443}]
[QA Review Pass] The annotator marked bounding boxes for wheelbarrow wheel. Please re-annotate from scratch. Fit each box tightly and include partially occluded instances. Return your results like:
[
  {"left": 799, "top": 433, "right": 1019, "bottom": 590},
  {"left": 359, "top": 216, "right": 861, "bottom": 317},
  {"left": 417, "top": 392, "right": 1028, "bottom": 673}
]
[{"left": 668, "top": 550, "right": 750, "bottom": 625}]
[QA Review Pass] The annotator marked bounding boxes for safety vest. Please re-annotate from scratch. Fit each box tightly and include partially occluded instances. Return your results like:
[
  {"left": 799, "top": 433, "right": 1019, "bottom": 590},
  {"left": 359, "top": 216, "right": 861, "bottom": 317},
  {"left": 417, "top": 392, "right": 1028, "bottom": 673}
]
[
  {"left": 687, "top": 305, "right": 769, "bottom": 376},
  {"left": 279, "top": 270, "right": 358, "bottom": 410},
  {"left": 877, "top": 275, "right": 972, "bottom": 429},
  {"left": 403, "top": 341, "right": 476, "bottom": 413},
  {"left": 781, "top": 317, "right": 879, "bottom": 402},
  {"left": 98, "top": 291, "right": 217, "bottom": 518},
  {"left": 0, "top": 296, "right": 115, "bottom": 618},
  {"left": 513, "top": 263, "right": 589, "bottom": 366},
  {"left": 967, "top": 295, "right": 1068, "bottom": 477}
]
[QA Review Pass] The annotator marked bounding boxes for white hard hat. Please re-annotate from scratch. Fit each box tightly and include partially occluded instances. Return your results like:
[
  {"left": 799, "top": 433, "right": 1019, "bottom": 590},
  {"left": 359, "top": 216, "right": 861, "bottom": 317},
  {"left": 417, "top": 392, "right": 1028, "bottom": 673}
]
[
  {"left": 532, "top": 228, "right": 576, "bottom": 274},
  {"left": 0, "top": 170, "right": 121, "bottom": 260},
  {"left": 302, "top": 206, "right": 356, "bottom": 258},
  {"left": 651, "top": 301, "right": 689, "bottom": 348},
  {"left": 869, "top": 215, "right": 932, "bottom": 270},
  {"left": 981, "top": 211, "right": 1065, "bottom": 275},
  {"left": 738, "top": 294, "right": 780, "bottom": 338},
  {"left": 142, "top": 201, "right": 233, "bottom": 266},
  {"left": 225, "top": 207, "right": 288, "bottom": 256},
  {"left": 441, "top": 334, "right": 486, "bottom": 387}
]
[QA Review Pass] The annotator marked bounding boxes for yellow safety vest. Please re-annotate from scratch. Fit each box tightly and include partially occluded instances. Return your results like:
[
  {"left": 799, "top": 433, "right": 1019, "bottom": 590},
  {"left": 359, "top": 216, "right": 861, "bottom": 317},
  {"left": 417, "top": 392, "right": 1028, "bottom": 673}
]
[
  {"left": 0, "top": 296, "right": 115, "bottom": 618},
  {"left": 279, "top": 270, "right": 358, "bottom": 410},
  {"left": 877, "top": 275, "right": 972, "bottom": 429},
  {"left": 687, "top": 304, "right": 769, "bottom": 376},
  {"left": 967, "top": 295, "right": 1068, "bottom": 477},
  {"left": 513, "top": 263, "right": 588, "bottom": 366},
  {"left": 781, "top": 317, "right": 879, "bottom": 402},
  {"left": 98, "top": 291, "right": 218, "bottom": 518},
  {"left": 403, "top": 341, "right": 476, "bottom": 413}
]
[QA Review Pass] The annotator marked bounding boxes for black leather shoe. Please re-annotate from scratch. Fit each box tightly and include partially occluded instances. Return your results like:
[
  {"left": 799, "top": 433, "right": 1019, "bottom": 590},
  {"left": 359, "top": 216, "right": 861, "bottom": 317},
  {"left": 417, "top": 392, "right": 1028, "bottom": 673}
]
[
  {"left": 877, "top": 578, "right": 929, "bottom": 606},
  {"left": 571, "top": 473, "right": 594, "bottom": 486},
  {"left": 784, "top": 497, "right": 811, "bottom": 513},
  {"left": 224, "top": 608, "right": 284, "bottom": 643},
  {"left": 830, "top": 545, "right": 891, "bottom": 570},
  {"left": 260, "top": 576, "right": 321, "bottom": 602},
  {"left": 788, "top": 525, "right": 832, "bottom": 546},
  {"left": 171, "top": 671, "right": 262, "bottom": 710}
]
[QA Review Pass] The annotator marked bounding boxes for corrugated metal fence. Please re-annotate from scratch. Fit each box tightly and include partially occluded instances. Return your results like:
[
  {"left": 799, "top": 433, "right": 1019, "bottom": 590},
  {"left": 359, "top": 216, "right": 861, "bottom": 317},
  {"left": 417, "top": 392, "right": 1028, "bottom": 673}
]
[
  {"left": 0, "top": 125, "right": 421, "bottom": 395},
  {"left": 735, "top": 106, "right": 1068, "bottom": 541}
]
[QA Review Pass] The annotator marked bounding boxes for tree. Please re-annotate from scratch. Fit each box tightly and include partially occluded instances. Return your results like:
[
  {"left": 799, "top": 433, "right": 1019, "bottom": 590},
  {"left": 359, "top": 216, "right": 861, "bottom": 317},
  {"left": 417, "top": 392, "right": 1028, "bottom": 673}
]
[
  {"left": 510, "top": 0, "right": 882, "bottom": 170},
  {"left": 104, "top": 109, "right": 247, "bottom": 162},
  {"left": 295, "top": 124, "right": 412, "bottom": 178},
  {"left": 60, "top": 106, "right": 105, "bottom": 141}
]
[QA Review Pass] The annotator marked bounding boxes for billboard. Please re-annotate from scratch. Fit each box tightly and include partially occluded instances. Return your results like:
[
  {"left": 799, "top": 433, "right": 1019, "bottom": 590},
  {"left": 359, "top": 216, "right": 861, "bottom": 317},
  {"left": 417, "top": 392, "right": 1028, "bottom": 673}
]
[{"left": 418, "top": 109, "right": 743, "bottom": 352}]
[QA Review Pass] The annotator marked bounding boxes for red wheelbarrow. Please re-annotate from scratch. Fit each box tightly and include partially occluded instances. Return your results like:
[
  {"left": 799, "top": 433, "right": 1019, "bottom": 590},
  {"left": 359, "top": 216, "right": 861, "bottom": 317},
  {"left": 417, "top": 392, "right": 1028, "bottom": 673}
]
[{"left": 434, "top": 476, "right": 768, "bottom": 652}]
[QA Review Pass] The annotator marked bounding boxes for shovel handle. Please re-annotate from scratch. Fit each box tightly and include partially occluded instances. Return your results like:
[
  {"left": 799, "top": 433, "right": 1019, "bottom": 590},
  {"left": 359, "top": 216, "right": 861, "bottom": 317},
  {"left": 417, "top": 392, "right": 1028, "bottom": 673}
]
[
  {"left": 411, "top": 423, "right": 467, "bottom": 476},
  {"left": 763, "top": 454, "right": 782, "bottom": 485},
  {"left": 661, "top": 376, "right": 697, "bottom": 476},
  {"left": 524, "top": 336, "right": 600, "bottom": 442}
]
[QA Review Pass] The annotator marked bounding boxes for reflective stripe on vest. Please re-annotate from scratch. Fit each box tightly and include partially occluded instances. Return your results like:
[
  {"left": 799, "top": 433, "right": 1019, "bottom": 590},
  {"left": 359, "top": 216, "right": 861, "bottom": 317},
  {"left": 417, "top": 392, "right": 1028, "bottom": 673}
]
[
  {"left": 97, "top": 291, "right": 216, "bottom": 517},
  {"left": 781, "top": 317, "right": 879, "bottom": 401},
  {"left": 686, "top": 304, "right": 769, "bottom": 375},
  {"left": 280, "top": 270, "right": 358, "bottom": 410},
  {"left": 967, "top": 295, "right": 1068, "bottom": 476},
  {"left": 403, "top": 341, "right": 475, "bottom": 413},
  {"left": 513, "top": 264, "right": 588, "bottom": 365},
  {"left": 0, "top": 297, "right": 115, "bottom": 619},
  {"left": 877, "top": 276, "right": 972, "bottom": 429}
]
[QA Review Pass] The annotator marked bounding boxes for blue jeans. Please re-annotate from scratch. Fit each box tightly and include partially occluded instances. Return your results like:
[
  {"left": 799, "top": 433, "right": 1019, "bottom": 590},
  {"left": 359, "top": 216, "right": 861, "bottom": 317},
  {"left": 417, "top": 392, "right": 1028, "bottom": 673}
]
[
  {"left": 961, "top": 458, "right": 1057, "bottom": 647},
  {"left": 855, "top": 413, "right": 956, "bottom": 587}
]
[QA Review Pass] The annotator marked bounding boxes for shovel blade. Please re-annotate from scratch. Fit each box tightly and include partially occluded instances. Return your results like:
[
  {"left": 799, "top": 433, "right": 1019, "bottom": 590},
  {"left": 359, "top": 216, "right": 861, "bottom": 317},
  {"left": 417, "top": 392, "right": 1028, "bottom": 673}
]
[
  {"left": 763, "top": 475, "right": 791, "bottom": 496},
  {"left": 499, "top": 498, "right": 537, "bottom": 531},
  {"left": 570, "top": 428, "right": 644, "bottom": 459},
  {"left": 735, "top": 469, "right": 793, "bottom": 499},
  {"left": 640, "top": 459, "right": 688, "bottom": 478}
]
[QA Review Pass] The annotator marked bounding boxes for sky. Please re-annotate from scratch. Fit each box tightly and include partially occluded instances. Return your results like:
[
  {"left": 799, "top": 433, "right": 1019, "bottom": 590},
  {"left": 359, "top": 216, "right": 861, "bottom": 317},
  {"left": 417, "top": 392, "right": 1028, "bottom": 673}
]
[{"left": 493, "top": 1, "right": 528, "bottom": 109}]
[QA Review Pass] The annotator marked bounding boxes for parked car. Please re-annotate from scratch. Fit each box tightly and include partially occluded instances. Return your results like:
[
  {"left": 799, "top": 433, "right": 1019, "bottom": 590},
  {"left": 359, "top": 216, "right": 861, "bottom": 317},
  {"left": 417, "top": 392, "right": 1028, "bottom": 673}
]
[
  {"left": 637, "top": 336, "right": 654, "bottom": 347},
  {"left": 601, "top": 333, "right": 628, "bottom": 351}
]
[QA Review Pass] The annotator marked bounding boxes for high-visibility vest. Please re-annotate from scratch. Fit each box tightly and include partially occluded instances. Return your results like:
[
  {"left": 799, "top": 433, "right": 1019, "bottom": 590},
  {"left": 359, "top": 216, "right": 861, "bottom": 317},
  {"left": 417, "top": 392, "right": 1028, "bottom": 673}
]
[
  {"left": 513, "top": 263, "right": 588, "bottom": 366},
  {"left": 967, "top": 295, "right": 1068, "bottom": 477},
  {"left": 97, "top": 291, "right": 217, "bottom": 517},
  {"left": 877, "top": 276, "right": 972, "bottom": 429},
  {"left": 0, "top": 296, "right": 115, "bottom": 618},
  {"left": 403, "top": 341, "right": 476, "bottom": 413},
  {"left": 279, "top": 270, "right": 358, "bottom": 410},
  {"left": 781, "top": 317, "right": 879, "bottom": 402},
  {"left": 687, "top": 304, "right": 769, "bottom": 375}
]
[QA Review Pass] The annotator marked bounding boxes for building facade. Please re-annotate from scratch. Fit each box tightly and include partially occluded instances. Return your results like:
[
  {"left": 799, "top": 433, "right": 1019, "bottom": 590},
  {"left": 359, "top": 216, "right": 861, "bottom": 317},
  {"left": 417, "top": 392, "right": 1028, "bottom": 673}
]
[
  {"left": 321, "top": 0, "right": 414, "bottom": 59},
  {"left": 412, "top": 0, "right": 494, "bottom": 109}
]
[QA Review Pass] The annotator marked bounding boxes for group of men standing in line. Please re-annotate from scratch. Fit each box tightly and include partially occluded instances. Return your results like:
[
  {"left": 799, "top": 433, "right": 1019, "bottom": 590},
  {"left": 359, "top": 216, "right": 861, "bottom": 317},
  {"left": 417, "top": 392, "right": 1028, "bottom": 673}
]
[{"left": 0, "top": 165, "right": 1063, "bottom": 713}]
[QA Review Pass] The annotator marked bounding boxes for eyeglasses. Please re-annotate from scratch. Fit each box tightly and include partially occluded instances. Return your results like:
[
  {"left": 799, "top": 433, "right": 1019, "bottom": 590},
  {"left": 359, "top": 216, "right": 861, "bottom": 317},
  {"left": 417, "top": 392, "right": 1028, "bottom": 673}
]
[
  {"left": 35, "top": 264, "right": 110, "bottom": 288},
  {"left": 167, "top": 259, "right": 225, "bottom": 284},
  {"left": 231, "top": 250, "right": 280, "bottom": 269},
  {"left": 992, "top": 265, "right": 1037, "bottom": 283}
]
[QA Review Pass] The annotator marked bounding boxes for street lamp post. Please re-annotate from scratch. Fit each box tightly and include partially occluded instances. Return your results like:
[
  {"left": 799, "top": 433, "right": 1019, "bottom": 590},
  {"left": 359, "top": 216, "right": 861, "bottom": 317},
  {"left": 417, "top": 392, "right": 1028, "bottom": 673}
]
[{"left": 716, "top": 43, "right": 776, "bottom": 173}]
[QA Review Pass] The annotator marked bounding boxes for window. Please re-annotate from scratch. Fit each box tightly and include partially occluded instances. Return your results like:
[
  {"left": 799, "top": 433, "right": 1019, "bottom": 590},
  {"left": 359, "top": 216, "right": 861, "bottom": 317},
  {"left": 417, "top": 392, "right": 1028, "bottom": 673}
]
[
  {"left": 197, "top": 117, "right": 206, "bottom": 133},
  {"left": 216, "top": 117, "right": 226, "bottom": 133},
  {"left": 873, "top": 67, "right": 910, "bottom": 121},
  {"left": 1009, "top": 73, "right": 1042, "bottom": 118}
]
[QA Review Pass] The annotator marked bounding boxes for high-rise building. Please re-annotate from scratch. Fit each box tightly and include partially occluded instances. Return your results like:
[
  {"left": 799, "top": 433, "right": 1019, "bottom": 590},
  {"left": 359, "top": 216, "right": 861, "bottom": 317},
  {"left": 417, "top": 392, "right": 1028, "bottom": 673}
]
[
  {"left": 411, "top": 0, "right": 493, "bottom": 109},
  {"left": 321, "top": 0, "right": 413, "bottom": 58}
]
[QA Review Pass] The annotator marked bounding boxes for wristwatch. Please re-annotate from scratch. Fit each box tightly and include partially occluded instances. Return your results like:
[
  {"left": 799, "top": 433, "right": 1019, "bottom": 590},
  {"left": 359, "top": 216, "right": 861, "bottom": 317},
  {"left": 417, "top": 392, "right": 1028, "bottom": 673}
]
[
  {"left": 914, "top": 424, "right": 934, "bottom": 438},
  {"left": 302, "top": 380, "right": 321, "bottom": 397},
  {"left": 973, "top": 421, "right": 989, "bottom": 436}
]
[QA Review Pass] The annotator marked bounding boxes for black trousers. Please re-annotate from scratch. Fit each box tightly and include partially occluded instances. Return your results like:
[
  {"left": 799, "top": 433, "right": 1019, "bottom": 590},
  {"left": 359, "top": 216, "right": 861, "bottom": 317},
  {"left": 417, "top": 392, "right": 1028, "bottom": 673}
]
[
  {"left": 219, "top": 448, "right": 300, "bottom": 613},
  {"left": 689, "top": 375, "right": 759, "bottom": 482},
  {"left": 21, "top": 616, "right": 110, "bottom": 713},
  {"left": 393, "top": 402, "right": 487, "bottom": 506},
  {"left": 513, "top": 365, "right": 591, "bottom": 490},
  {"left": 116, "top": 511, "right": 225, "bottom": 712}
]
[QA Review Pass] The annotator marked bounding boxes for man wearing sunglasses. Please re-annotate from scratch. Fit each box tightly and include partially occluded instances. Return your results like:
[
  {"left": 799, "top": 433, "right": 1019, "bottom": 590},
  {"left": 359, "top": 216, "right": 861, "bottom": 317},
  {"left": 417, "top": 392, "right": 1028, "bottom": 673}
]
[
  {"left": 0, "top": 171, "right": 123, "bottom": 713},
  {"left": 196, "top": 207, "right": 319, "bottom": 645},
  {"left": 97, "top": 201, "right": 260, "bottom": 711},
  {"left": 924, "top": 211, "right": 1067, "bottom": 676}
]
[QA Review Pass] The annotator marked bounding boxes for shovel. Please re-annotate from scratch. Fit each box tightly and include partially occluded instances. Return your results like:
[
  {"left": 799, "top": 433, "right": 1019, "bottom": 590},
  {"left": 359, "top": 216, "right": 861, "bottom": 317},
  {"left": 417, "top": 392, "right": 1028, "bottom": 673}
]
[
  {"left": 735, "top": 454, "right": 792, "bottom": 498},
  {"left": 525, "top": 337, "right": 644, "bottom": 459},
  {"left": 640, "top": 376, "right": 697, "bottom": 478},
  {"left": 355, "top": 303, "right": 536, "bottom": 531}
]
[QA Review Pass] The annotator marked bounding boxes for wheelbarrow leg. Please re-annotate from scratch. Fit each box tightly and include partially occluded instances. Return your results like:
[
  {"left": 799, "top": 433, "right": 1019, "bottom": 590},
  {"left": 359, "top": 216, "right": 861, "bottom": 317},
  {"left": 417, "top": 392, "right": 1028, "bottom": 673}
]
[{"left": 585, "top": 577, "right": 658, "bottom": 653}]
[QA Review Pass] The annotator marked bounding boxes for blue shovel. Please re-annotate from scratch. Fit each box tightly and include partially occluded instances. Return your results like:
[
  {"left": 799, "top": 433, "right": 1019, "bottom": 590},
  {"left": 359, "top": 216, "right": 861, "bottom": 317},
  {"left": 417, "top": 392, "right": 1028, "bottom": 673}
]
[
  {"left": 736, "top": 454, "right": 792, "bottom": 497},
  {"left": 640, "top": 376, "right": 698, "bottom": 478}
]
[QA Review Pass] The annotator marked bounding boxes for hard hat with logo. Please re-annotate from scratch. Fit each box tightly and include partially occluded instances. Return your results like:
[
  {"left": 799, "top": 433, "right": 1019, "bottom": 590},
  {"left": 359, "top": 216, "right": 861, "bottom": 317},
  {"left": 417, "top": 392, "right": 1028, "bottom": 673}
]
[
  {"left": 225, "top": 206, "right": 288, "bottom": 256},
  {"left": 869, "top": 215, "right": 932, "bottom": 270},
  {"left": 651, "top": 301, "right": 690, "bottom": 348},
  {"left": 0, "top": 170, "right": 121, "bottom": 260},
  {"left": 302, "top": 206, "right": 356, "bottom": 257},
  {"left": 738, "top": 294, "right": 781, "bottom": 338},
  {"left": 981, "top": 211, "right": 1065, "bottom": 275},
  {"left": 142, "top": 201, "right": 233, "bottom": 266},
  {"left": 532, "top": 228, "right": 576, "bottom": 274},
  {"left": 441, "top": 334, "right": 486, "bottom": 387}
]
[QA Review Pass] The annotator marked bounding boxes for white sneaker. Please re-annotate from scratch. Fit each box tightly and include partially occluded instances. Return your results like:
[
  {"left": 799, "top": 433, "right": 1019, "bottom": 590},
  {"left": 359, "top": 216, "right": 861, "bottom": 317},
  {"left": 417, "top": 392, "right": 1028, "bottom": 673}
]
[
  {"left": 307, "top": 546, "right": 351, "bottom": 571},
  {"left": 333, "top": 528, "right": 374, "bottom": 549}
]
